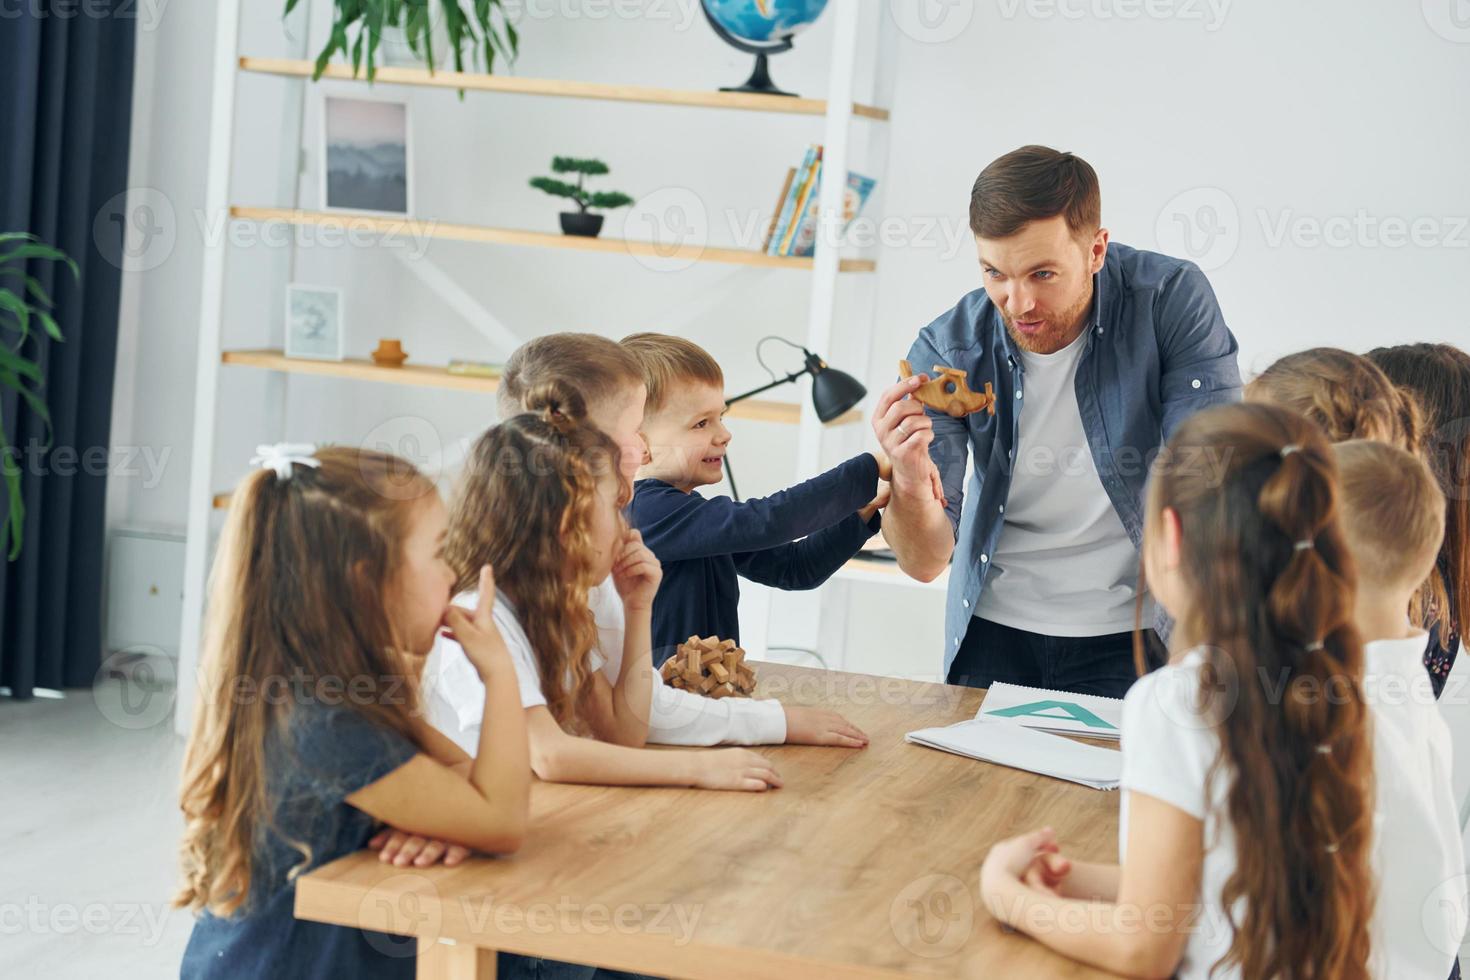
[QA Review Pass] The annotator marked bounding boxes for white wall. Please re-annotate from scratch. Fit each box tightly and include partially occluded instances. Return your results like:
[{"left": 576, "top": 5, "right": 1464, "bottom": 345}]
[{"left": 109, "top": 1, "right": 1470, "bottom": 705}]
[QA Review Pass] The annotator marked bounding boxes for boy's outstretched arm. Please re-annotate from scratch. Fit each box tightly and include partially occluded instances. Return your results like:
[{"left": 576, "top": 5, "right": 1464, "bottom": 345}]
[
  {"left": 734, "top": 511, "right": 879, "bottom": 591},
  {"left": 631, "top": 453, "right": 880, "bottom": 562}
]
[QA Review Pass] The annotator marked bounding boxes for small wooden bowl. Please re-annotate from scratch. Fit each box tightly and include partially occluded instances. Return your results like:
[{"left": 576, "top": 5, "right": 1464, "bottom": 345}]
[{"left": 371, "top": 339, "right": 408, "bottom": 367}]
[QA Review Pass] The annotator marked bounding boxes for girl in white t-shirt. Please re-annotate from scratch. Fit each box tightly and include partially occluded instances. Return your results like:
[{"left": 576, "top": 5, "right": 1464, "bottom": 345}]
[
  {"left": 435, "top": 379, "right": 785, "bottom": 791},
  {"left": 979, "top": 401, "right": 1377, "bottom": 979}
]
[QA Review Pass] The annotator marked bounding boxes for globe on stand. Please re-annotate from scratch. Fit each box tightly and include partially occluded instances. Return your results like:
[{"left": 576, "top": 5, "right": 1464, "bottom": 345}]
[{"left": 700, "top": 0, "right": 830, "bottom": 97}]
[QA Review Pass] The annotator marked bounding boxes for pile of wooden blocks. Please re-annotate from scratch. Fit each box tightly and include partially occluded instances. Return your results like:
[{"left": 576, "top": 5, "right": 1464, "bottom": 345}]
[{"left": 659, "top": 636, "right": 758, "bottom": 699}]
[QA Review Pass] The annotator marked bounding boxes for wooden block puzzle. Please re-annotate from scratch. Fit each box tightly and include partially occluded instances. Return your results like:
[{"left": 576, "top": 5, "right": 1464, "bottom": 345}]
[
  {"left": 898, "top": 360, "right": 997, "bottom": 418},
  {"left": 660, "top": 635, "right": 758, "bottom": 698}
]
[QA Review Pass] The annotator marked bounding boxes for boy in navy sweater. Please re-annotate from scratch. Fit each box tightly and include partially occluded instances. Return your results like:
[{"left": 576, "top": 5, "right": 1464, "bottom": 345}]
[{"left": 622, "top": 333, "right": 889, "bottom": 667}]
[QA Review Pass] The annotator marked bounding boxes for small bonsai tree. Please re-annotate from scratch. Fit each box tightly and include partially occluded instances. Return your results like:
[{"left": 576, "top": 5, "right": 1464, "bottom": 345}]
[{"left": 529, "top": 157, "right": 634, "bottom": 214}]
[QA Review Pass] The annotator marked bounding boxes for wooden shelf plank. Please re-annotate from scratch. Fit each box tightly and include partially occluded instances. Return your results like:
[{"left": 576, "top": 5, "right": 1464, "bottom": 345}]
[
  {"left": 238, "top": 56, "right": 890, "bottom": 122},
  {"left": 222, "top": 348, "right": 500, "bottom": 392},
  {"left": 219, "top": 349, "right": 861, "bottom": 426},
  {"left": 229, "top": 207, "right": 876, "bottom": 273}
]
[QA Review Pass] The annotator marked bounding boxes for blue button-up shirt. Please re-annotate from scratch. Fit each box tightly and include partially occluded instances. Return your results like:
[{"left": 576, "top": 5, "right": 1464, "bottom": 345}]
[{"left": 905, "top": 242, "right": 1243, "bottom": 675}]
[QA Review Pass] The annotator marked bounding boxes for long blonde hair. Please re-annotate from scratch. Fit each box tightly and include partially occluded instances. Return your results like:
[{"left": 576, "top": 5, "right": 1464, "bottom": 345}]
[
  {"left": 175, "top": 447, "right": 435, "bottom": 916},
  {"left": 446, "top": 380, "right": 624, "bottom": 731}
]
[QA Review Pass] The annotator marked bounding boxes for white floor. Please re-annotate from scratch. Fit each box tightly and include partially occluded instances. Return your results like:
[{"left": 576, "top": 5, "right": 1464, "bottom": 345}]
[{"left": 1, "top": 675, "right": 194, "bottom": 979}]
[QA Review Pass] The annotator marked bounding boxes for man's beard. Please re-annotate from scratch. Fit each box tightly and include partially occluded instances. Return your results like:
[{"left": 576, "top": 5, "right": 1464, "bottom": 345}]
[{"left": 1001, "top": 282, "right": 1095, "bottom": 355}]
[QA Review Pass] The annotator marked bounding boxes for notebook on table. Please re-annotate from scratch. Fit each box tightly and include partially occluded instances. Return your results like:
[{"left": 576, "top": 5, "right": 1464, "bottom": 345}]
[
  {"left": 974, "top": 682, "right": 1124, "bottom": 741},
  {"left": 905, "top": 718, "right": 1121, "bottom": 790}
]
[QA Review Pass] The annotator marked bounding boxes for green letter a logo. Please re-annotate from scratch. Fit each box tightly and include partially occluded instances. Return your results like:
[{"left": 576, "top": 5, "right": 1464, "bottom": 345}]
[{"left": 989, "top": 700, "right": 1117, "bottom": 730}]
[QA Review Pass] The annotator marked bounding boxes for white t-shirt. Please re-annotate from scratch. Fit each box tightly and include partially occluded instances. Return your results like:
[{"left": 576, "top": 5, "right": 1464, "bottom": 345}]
[
  {"left": 1120, "top": 648, "right": 1239, "bottom": 980},
  {"left": 976, "top": 327, "right": 1147, "bottom": 636},
  {"left": 422, "top": 578, "right": 786, "bottom": 755},
  {"left": 1121, "top": 642, "right": 1467, "bottom": 980},
  {"left": 1362, "top": 632, "right": 1465, "bottom": 980}
]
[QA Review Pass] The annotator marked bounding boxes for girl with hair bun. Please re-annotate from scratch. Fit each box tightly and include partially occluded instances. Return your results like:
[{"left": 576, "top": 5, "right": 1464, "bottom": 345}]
[
  {"left": 434, "top": 378, "right": 785, "bottom": 794},
  {"left": 980, "top": 402, "right": 1377, "bottom": 980}
]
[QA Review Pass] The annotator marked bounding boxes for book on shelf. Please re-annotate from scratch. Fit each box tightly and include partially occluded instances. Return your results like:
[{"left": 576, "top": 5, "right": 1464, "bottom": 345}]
[
  {"left": 776, "top": 145, "right": 823, "bottom": 256},
  {"left": 767, "top": 144, "right": 819, "bottom": 256},
  {"left": 761, "top": 167, "right": 797, "bottom": 251},
  {"left": 764, "top": 145, "right": 878, "bottom": 258},
  {"left": 788, "top": 171, "right": 877, "bottom": 258}
]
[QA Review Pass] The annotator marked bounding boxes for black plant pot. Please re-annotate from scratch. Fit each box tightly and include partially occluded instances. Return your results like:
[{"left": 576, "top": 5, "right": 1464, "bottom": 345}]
[{"left": 559, "top": 212, "right": 605, "bottom": 237}]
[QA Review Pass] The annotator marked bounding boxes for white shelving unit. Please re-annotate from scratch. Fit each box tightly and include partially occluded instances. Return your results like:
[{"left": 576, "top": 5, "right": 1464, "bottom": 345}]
[{"left": 176, "top": 2, "right": 901, "bottom": 733}]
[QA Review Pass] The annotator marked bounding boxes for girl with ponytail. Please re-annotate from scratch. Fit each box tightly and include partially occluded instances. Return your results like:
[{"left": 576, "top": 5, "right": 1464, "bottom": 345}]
[
  {"left": 432, "top": 378, "right": 785, "bottom": 793},
  {"left": 980, "top": 402, "right": 1376, "bottom": 979},
  {"left": 177, "top": 446, "right": 529, "bottom": 978}
]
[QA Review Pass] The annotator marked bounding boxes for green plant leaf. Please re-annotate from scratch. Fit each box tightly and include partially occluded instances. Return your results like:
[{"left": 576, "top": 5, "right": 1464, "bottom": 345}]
[
  {"left": 588, "top": 191, "right": 634, "bottom": 210},
  {"left": 503, "top": 12, "right": 519, "bottom": 56},
  {"left": 0, "top": 242, "right": 75, "bottom": 271},
  {"left": 0, "top": 233, "right": 69, "bottom": 560},
  {"left": 529, "top": 177, "right": 587, "bottom": 204},
  {"left": 0, "top": 290, "right": 32, "bottom": 342},
  {"left": 23, "top": 276, "right": 54, "bottom": 310},
  {"left": 0, "top": 417, "right": 23, "bottom": 560},
  {"left": 364, "top": 0, "right": 384, "bottom": 80},
  {"left": 551, "top": 157, "right": 610, "bottom": 176},
  {"left": 0, "top": 362, "right": 52, "bottom": 437},
  {"left": 301, "top": 0, "right": 516, "bottom": 85},
  {"left": 36, "top": 309, "right": 62, "bottom": 343}
]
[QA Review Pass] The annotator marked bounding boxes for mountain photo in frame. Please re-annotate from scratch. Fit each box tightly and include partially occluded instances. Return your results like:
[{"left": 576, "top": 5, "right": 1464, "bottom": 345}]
[
  {"left": 284, "top": 284, "right": 345, "bottom": 362},
  {"left": 322, "top": 96, "right": 412, "bottom": 216}
]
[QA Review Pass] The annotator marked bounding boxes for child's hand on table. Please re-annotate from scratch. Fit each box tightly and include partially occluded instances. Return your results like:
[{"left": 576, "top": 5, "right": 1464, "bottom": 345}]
[
  {"left": 612, "top": 527, "right": 662, "bottom": 611},
  {"left": 689, "top": 748, "right": 784, "bottom": 792},
  {"left": 370, "top": 828, "right": 473, "bottom": 868},
  {"left": 980, "top": 826, "right": 1066, "bottom": 900},
  {"left": 783, "top": 706, "right": 870, "bottom": 748},
  {"left": 1023, "top": 849, "right": 1073, "bottom": 897}
]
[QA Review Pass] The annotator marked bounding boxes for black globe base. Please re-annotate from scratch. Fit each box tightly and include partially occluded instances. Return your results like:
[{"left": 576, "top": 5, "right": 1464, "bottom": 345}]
[{"left": 719, "top": 53, "right": 798, "bottom": 97}]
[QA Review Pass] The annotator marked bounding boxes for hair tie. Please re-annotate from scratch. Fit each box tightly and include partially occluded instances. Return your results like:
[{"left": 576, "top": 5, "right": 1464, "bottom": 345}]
[
  {"left": 251, "top": 443, "right": 321, "bottom": 480},
  {"left": 1294, "top": 538, "right": 1314, "bottom": 552},
  {"left": 1280, "top": 444, "right": 1302, "bottom": 458},
  {"left": 1305, "top": 640, "right": 1325, "bottom": 652}
]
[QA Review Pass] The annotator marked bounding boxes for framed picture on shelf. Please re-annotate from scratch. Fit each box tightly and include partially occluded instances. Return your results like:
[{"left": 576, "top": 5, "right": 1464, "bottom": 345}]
[
  {"left": 284, "top": 285, "right": 345, "bottom": 362},
  {"left": 321, "top": 96, "right": 413, "bottom": 216}
]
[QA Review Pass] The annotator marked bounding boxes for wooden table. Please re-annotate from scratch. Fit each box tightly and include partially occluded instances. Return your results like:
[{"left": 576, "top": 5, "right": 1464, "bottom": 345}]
[{"left": 294, "top": 664, "right": 1124, "bottom": 979}]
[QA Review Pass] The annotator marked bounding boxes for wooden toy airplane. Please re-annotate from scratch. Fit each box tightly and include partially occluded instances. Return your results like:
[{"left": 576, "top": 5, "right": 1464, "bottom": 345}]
[{"left": 898, "top": 360, "right": 997, "bottom": 418}]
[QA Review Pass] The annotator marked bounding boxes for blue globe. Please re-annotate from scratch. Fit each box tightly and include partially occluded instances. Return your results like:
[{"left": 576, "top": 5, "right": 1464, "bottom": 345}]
[{"left": 703, "top": 0, "right": 829, "bottom": 45}]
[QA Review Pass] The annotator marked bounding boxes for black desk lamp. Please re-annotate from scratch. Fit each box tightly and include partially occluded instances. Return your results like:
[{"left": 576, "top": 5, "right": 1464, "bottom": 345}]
[{"left": 722, "top": 336, "right": 867, "bottom": 501}]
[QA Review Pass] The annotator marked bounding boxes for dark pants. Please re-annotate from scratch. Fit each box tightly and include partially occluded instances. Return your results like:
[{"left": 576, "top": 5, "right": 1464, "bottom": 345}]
[
  {"left": 498, "top": 954, "right": 658, "bottom": 980},
  {"left": 946, "top": 617, "right": 1166, "bottom": 699}
]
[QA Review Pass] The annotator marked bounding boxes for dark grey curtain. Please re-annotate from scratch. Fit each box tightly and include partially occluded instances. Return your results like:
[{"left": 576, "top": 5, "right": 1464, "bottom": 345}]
[{"left": 0, "top": 2, "right": 136, "bottom": 696}]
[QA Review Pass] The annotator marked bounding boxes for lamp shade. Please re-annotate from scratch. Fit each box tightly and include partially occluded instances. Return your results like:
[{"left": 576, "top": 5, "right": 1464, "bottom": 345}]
[{"left": 810, "top": 363, "right": 867, "bottom": 423}]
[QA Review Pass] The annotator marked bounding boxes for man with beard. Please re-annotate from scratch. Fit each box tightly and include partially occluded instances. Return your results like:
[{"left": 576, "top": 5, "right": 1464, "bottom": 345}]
[{"left": 874, "top": 145, "right": 1242, "bottom": 697}]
